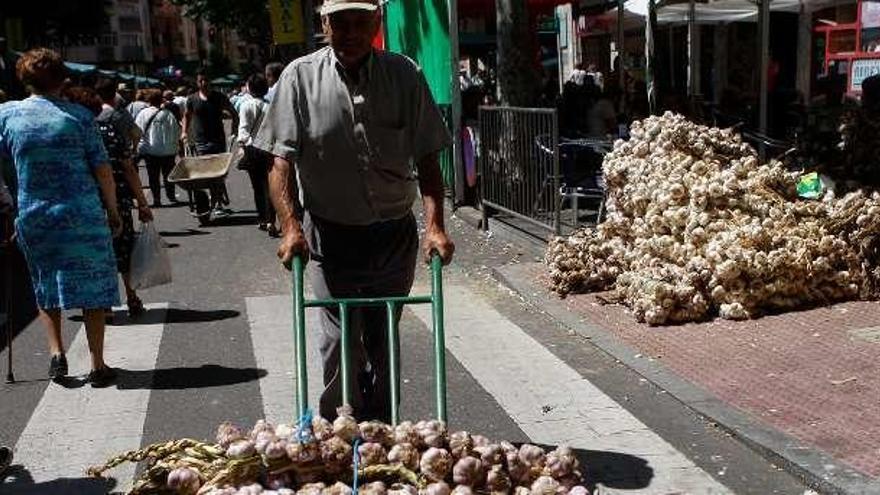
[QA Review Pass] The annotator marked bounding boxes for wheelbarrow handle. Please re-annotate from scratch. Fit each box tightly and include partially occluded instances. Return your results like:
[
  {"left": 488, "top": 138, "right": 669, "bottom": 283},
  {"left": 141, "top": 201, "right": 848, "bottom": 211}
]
[{"left": 291, "top": 254, "right": 447, "bottom": 424}]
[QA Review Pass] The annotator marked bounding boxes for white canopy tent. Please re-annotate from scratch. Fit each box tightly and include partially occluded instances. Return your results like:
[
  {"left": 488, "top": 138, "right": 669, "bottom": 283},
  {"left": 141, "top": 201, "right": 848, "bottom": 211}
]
[{"left": 597, "top": 0, "right": 849, "bottom": 137}]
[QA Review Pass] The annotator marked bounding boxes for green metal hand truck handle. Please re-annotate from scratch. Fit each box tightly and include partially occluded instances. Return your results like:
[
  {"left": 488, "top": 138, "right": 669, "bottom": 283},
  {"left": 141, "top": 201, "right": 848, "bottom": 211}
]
[{"left": 292, "top": 254, "right": 447, "bottom": 425}]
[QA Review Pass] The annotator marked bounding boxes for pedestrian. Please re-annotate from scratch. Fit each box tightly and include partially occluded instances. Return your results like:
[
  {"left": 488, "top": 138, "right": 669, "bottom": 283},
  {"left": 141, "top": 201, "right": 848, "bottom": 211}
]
[
  {"left": 136, "top": 89, "right": 181, "bottom": 206},
  {"left": 127, "top": 89, "right": 149, "bottom": 119},
  {"left": 231, "top": 82, "right": 248, "bottom": 112},
  {"left": 236, "top": 73, "right": 277, "bottom": 236},
  {"left": 182, "top": 69, "right": 238, "bottom": 220},
  {"left": 173, "top": 86, "right": 189, "bottom": 111},
  {"left": 264, "top": 62, "right": 284, "bottom": 103},
  {"left": 0, "top": 48, "right": 121, "bottom": 386},
  {"left": 162, "top": 89, "right": 182, "bottom": 121},
  {"left": 115, "top": 82, "right": 133, "bottom": 110},
  {"left": 255, "top": 0, "right": 455, "bottom": 422},
  {"left": 90, "top": 83, "right": 155, "bottom": 318}
]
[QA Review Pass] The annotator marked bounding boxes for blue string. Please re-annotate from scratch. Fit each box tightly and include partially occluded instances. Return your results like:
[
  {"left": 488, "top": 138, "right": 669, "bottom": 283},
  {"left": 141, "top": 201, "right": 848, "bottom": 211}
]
[
  {"left": 352, "top": 437, "right": 362, "bottom": 495},
  {"left": 297, "top": 409, "right": 314, "bottom": 444}
]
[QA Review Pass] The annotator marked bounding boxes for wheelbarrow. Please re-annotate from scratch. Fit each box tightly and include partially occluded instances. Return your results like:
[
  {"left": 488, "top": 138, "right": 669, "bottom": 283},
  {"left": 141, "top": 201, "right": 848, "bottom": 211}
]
[
  {"left": 291, "top": 254, "right": 448, "bottom": 425},
  {"left": 167, "top": 145, "right": 238, "bottom": 226}
]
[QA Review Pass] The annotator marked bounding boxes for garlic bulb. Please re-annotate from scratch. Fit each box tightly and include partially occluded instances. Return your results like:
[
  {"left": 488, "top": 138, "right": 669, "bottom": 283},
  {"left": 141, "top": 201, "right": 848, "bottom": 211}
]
[
  {"left": 530, "top": 475, "right": 561, "bottom": 495},
  {"left": 322, "top": 482, "right": 352, "bottom": 495},
  {"left": 415, "top": 420, "right": 447, "bottom": 449},
  {"left": 321, "top": 436, "right": 353, "bottom": 473},
  {"left": 216, "top": 422, "right": 246, "bottom": 449},
  {"left": 548, "top": 112, "right": 880, "bottom": 324},
  {"left": 237, "top": 483, "right": 265, "bottom": 495},
  {"left": 394, "top": 421, "right": 420, "bottom": 446},
  {"left": 419, "top": 447, "right": 453, "bottom": 482},
  {"left": 484, "top": 464, "right": 512, "bottom": 492},
  {"left": 333, "top": 413, "right": 358, "bottom": 443},
  {"left": 568, "top": 487, "right": 589, "bottom": 495},
  {"left": 452, "top": 456, "right": 483, "bottom": 486},
  {"left": 250, "top": 420, "right": 275, "bottom": 441},
  {"left": 286, "top": 441, "right": 320, "bottom": 464},
  {"left": 448, "top": 431, "right": 473, "bottom": 460},
  {"left": 422, "top": 482, "right": 451, "bottom": 495},
  {"left": 255, "top": 430, "right": 277, "bottom": 455},
  {"left": 265, "top": 473, "right": 293, "bottom": 490},
  {"left": 357, "top": 442, "right": 388, "bottom": 466},
  {"left": 544, "top": 446, "right": 578, "bottom": 479},
  {"left": 226, "top": 439, "right": 256, "bottom": 459},
  {"left": 264, "top": 439, "right": 288, "bottom": 460},
  {"left": 388, "top": 443, "right": 420, "bottom": 470},
  {"left": 360, "top": 421, "right": 394, "bottom": 447},
  {"left": 166, "top": 467, "right": 201, "bottom": 494},
  {"left": 388, "top": 484, "right": 418, "bottom": 495},
  {"left": 297, "top": 483, "right": 326, "bottom": 495},
  {"left": 312, "top": 416, "right": 334, "bottom": 442},
  {"left": 450, "top": 486, "right": 474, "bottom": 495},
  {"left": 360, "top": 481, "right": 388, "bottom": 495},
  {"left": 474, "top": 443, "right": 504, "bottom": 466}
]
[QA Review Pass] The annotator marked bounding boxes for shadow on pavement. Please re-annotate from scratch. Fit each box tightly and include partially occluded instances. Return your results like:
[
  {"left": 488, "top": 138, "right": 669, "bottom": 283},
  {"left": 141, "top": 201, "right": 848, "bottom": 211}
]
[
  {"left": 529, "top": 443, "right": 653, "bottom": 491},
  {"left": 164, "top": 308, "right": 240, "bottom": 323},
  {"left": 1, "top": 464, "right": 117, "bottom": 494},
  {"left": 208, "top": 214, "right": 259, "bottom": 227},
  {"left": 158, "top": 228, "right": 210, "bottom": 237},
  {"left": 118, "top": 364, "right": 267, "bottom": 390},
  {"left": 71, "top": 308, "right": 240, "bottom": 326},
  {"left": 579, "top": 449, "right": 654, "bottom": 490}
]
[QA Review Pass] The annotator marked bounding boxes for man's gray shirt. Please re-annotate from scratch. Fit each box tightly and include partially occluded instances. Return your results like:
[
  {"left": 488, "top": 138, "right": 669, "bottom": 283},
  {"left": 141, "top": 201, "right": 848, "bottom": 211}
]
[{"left": 254, "top": 46, "right": 452, "bottom": 226}]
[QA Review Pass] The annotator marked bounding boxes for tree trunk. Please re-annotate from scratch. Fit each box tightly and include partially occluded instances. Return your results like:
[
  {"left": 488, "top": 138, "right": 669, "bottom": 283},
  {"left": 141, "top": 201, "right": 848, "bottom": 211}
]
[{"left": 496, "top": 0, "right": 538, "bottom": 107}]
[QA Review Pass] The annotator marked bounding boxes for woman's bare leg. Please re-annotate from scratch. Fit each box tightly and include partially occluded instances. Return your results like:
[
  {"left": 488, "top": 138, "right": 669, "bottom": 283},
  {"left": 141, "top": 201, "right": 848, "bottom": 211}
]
[
  {"left": 82, "top": 308, "right": 107, "bottom": 371},
  {"left": 40, "top": 308, "right": 63, "bottom": 356}
]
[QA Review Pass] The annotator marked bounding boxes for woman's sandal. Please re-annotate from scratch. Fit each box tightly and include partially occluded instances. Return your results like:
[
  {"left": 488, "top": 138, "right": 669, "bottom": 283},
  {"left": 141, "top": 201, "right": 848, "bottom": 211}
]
[{"left": 127, "top": 297, "right": 146, "bottom": 318}]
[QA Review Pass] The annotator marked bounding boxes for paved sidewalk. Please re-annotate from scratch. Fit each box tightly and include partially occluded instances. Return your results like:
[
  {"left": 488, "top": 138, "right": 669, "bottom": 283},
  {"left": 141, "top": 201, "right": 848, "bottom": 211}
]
[{"left": 495, "top": 261, "right": 880, "bottom": 495}]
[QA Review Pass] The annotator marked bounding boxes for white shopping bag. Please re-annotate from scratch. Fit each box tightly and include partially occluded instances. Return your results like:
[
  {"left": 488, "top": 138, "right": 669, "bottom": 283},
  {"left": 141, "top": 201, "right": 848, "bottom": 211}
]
[{"left": 129, "top": 222, "right": 172, "bottom": 290}]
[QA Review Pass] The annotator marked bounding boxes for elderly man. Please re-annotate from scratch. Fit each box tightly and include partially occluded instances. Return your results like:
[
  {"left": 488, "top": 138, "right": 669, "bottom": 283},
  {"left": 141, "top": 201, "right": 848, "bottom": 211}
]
[{"left": 256, "top": 0, "right": 455, "bottom": 422}]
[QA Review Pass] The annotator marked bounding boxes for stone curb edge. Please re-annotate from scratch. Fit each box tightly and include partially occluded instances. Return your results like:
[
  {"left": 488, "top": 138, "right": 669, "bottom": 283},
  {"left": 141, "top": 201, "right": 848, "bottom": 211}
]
[{"left": 488, "top": 261, "right": 880, "bottom": 495}]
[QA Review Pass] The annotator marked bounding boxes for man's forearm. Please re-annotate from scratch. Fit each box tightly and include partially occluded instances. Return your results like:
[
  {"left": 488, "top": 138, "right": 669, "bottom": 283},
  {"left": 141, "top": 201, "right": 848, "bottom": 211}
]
[
  {"left": 416, "top": 152, "right": 446, "bottom": 232},
  {"left": 269, "top": 156, "right": 301, "bottom": 234}
]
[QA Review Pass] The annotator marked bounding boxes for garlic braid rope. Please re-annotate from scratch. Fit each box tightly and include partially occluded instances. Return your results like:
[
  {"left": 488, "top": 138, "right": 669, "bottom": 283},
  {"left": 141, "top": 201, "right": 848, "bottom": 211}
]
[{"left": 86, "top": 438, "right": 206, "bottom": 477}]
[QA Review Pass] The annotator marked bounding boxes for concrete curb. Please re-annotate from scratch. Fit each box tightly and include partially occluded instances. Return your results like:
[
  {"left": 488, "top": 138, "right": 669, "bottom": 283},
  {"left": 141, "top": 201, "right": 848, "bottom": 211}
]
[{"left": 491, "top": 261, "right": 880, "bottom": 495}]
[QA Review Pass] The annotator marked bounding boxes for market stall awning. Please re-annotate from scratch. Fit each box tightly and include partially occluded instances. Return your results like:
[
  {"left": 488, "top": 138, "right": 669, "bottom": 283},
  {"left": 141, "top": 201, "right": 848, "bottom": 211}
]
[
  {"left": 458, "top": 0, "right": 572, "bottom": 16},
  {"left": 651, "top": 0, "right": 841, "bottom": 23},
  {"left": 64, "top": 61, "right": 97, "bottom": 74}
]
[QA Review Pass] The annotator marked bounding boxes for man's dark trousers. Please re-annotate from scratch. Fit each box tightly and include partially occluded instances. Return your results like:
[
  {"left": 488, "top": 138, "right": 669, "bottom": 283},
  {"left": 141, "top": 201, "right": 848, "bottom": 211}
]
[{"left": 303, "top": 211, "right": 419, "bottom": 422}]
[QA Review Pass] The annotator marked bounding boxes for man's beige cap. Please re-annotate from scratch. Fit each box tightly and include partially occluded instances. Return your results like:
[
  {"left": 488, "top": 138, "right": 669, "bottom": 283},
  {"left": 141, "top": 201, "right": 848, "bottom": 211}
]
[{"left": 320, "top": 0, "right": 380, "bottom": 16}]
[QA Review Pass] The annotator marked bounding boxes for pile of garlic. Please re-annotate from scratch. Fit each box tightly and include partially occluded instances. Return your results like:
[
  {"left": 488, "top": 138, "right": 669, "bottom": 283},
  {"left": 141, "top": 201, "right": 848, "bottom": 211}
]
[
  {"left": 89, "top": 411, "right": 588, "bottom": 495},
  {"left": 547, "top": 112, "right": 880, "bottom": 325}
]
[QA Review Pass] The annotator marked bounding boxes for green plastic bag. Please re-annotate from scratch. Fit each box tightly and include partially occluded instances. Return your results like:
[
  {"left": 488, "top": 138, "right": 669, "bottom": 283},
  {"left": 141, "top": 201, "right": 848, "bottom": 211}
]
[{"left": 797, "top": 172, "right": 823, "bottom": 199}]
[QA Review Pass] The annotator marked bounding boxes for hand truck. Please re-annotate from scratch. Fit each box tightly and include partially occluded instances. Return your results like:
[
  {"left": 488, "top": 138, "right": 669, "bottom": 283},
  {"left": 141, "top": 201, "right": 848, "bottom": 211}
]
[{"left": 291, "top": 255, "right": 447, "bottom": 425}]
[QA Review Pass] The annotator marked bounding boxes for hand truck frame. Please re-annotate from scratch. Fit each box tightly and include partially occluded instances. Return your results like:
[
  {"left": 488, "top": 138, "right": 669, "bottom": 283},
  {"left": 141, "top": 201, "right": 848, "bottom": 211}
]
[{"left": 291, "top": 255, "right": 447, "bottom": 425}]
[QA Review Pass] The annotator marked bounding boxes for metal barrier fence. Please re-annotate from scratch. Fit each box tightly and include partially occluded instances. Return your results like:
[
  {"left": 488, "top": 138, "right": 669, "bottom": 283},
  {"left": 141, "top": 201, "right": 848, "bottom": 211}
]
[{"left": 478, "top": 106, "right": 562, "bottom": 235}]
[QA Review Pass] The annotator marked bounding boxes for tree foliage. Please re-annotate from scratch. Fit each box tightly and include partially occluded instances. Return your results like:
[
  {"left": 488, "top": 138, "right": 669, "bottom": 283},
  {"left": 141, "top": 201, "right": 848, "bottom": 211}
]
[{"left": 170, "top": 0, "right": 271, "bottom": 43}]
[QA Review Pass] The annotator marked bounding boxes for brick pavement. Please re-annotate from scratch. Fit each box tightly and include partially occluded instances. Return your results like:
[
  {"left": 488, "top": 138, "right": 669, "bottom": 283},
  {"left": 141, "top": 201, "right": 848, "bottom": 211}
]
[{"left": 517, "top": 262, "right": 880, "bottom": 479}]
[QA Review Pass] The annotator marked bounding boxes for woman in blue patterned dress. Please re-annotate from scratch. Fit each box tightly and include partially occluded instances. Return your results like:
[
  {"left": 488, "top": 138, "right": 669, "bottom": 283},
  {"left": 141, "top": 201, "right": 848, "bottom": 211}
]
[{"left": 0, "top": 49, "right": 121, "bottom": 387}]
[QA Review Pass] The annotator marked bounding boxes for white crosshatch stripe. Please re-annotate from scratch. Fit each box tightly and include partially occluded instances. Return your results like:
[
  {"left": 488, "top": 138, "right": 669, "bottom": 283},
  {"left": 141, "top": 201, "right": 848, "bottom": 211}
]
[
  {"left": 7, "top": 304, "right": 168, "bottom": 493},
  {"left": 408, "top": 281, "right": 732, "bottom": 495}
]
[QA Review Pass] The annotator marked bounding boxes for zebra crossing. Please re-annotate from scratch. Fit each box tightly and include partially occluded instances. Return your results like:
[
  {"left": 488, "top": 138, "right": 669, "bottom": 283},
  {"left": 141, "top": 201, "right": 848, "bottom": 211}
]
[{"left": 1, "top": 279, "right": 735, "bottom": 494}]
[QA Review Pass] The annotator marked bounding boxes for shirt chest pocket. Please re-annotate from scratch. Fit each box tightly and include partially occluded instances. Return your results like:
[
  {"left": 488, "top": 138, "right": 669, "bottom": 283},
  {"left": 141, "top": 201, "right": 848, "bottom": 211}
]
[{"left": 369, "top": 126, "right": 412, "bottom": 177}]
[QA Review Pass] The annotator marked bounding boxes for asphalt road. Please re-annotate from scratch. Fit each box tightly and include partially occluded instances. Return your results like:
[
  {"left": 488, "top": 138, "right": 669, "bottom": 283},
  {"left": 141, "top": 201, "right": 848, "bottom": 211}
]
[{"left": 0, "top": 167, "right": 810, "bottom": 494}]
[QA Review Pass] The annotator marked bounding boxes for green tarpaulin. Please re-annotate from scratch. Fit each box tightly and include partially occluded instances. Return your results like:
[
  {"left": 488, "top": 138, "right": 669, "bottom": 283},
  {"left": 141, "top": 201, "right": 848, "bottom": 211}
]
[
  {"left": 384, "top": 0, "right": 455, "bottom": 191},
  {"left": 383, "top": 0, "right": 452, "bottom": 105}
]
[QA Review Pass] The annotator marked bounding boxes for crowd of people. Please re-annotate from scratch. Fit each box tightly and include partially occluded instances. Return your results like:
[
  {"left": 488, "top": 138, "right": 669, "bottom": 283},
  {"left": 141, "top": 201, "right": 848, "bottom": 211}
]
[
  {"left": 1, "top": 0, "right": 456, "bottom": 434},
  {"left": 0, "top": 49, "right": 298, "bottom": 399}
]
